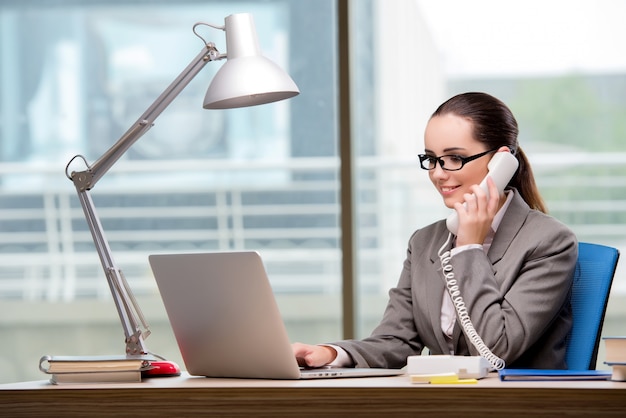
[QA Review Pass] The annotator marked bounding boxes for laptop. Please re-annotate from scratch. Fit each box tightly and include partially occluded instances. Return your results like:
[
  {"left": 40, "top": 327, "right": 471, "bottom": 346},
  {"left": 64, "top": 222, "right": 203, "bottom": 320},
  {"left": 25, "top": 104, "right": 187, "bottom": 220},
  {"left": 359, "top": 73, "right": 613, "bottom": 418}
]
[{"left": 148, "top": 251, "right": 403, "bottom": 379}]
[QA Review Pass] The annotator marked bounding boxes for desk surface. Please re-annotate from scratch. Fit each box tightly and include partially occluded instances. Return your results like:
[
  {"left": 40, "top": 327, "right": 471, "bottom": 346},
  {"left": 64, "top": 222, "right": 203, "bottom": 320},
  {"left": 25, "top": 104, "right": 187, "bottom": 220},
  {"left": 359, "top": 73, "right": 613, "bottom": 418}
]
[{"left": 1, "top": 372, "right": 625, "bottom": 417}]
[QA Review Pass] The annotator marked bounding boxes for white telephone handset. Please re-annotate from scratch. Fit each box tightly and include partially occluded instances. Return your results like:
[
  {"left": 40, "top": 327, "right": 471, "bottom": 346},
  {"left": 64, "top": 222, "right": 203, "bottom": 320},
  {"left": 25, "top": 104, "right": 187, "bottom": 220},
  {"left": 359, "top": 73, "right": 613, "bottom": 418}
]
[{"left": 446, "top": 151, "right": 519, "bottom": 235}]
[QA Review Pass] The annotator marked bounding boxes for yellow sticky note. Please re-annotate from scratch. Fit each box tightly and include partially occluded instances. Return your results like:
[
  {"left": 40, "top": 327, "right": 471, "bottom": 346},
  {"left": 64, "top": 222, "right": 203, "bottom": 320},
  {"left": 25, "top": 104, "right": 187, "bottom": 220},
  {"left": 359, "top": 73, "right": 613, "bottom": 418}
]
[
  {"left": 410, "top": 373, "right": 454, "bottom": 383},
  {"left": 431, "top": 376, "right": 478, "bottom": 384},
  {"left": 410, "top": 373, "right": 478, "bottom": 384}
]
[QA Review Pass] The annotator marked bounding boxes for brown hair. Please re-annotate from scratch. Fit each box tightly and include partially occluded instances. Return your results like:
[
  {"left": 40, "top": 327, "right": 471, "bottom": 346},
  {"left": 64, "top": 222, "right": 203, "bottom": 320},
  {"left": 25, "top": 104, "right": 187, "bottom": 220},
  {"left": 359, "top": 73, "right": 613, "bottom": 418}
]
[{"left": 431, "top": 92, "right": 547, "bottom": 213}]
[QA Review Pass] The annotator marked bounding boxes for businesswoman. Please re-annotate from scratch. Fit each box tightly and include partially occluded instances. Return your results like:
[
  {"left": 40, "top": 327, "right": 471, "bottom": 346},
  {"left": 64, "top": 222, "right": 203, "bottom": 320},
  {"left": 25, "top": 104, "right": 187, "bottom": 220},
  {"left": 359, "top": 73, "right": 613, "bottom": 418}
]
[{"left": 293, "top": 92, "right": 578, "bottom": 370}]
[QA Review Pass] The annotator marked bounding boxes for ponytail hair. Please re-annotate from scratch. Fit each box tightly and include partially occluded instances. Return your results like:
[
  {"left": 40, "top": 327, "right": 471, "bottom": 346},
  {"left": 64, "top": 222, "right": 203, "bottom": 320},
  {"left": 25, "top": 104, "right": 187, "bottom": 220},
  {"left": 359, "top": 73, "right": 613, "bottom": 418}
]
[
  {"left": 432, "top": 92, "right": 547, "bottom": 213},
  {"left": 512, "top": 147, "right": 547, "bottom": 213}
]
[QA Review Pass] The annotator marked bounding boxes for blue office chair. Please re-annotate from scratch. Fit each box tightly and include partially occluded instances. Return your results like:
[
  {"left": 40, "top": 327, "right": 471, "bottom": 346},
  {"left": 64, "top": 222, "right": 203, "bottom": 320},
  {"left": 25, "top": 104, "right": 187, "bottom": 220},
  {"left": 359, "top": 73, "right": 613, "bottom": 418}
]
[{"left": 565, "top": 242, "right": 620, "bottom": 370}]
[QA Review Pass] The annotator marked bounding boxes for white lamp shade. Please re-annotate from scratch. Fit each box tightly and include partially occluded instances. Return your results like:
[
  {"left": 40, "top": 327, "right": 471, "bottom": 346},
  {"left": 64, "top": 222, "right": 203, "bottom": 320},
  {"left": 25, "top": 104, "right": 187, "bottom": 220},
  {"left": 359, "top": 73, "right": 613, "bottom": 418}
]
[{"left": 203, "top": 13, "right": 299, "bottom": 109}]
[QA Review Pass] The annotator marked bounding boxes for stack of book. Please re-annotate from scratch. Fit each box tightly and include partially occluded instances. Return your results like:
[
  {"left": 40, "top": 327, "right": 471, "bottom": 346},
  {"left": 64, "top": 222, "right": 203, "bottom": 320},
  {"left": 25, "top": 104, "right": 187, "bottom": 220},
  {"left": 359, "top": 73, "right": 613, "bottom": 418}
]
[
  {"left": 39, "top": 354, "right": 153, "bottom": 385},
  {"left": 604, "top": 336, "right": 626, "bottom": 381}
]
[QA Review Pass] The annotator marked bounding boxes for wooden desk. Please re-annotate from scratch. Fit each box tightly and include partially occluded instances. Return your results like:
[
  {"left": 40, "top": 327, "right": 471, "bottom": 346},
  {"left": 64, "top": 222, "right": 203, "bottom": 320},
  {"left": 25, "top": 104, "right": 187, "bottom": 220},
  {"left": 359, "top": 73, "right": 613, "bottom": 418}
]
[{"left": 1, "top": 372, "right": 625, "bottom": 417}]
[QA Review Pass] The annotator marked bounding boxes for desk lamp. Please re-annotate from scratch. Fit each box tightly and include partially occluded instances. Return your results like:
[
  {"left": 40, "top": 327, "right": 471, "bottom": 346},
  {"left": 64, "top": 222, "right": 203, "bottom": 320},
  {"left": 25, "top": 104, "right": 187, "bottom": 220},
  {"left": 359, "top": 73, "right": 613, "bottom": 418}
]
[{"left": 64, "top": 13, "right": 299, "bottom": 376}]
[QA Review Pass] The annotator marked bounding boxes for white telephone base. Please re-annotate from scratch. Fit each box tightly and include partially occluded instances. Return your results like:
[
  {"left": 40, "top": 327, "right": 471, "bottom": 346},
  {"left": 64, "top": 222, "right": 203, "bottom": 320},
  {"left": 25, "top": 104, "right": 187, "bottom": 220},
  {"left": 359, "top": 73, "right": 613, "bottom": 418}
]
[{"left": 407, "top": 355, "right": 491, "bottom": 379}]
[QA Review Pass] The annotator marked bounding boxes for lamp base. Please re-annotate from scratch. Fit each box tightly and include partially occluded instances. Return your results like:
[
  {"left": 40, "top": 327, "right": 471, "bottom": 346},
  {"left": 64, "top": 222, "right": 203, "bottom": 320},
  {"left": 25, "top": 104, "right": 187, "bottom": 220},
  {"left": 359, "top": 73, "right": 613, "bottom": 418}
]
[{"left": 143, "top": 360, "right": 181, "bottom": 377}]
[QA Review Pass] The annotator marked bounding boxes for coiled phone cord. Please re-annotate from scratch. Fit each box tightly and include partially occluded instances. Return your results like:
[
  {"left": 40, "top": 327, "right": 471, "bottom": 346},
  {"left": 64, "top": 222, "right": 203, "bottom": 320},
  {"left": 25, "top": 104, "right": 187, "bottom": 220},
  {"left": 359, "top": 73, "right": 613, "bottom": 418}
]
[{"left": 438, "top": 232, "right": 506, "bottom": 371}]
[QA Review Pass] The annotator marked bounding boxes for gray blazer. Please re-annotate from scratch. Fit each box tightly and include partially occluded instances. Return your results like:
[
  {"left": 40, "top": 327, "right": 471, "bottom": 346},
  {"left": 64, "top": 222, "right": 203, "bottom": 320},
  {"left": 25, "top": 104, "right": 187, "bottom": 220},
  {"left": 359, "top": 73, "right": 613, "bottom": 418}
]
[{"left": 334, "top": 190, "right": 578, "bottom": 369}]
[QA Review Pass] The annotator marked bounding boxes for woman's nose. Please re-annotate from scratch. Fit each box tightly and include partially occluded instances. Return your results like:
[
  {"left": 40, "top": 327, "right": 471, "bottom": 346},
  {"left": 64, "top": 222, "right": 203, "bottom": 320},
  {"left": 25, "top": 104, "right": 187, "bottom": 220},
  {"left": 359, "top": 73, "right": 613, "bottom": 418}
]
[{"left": 430, "top": 164, "right": 448, "bottom": 180}]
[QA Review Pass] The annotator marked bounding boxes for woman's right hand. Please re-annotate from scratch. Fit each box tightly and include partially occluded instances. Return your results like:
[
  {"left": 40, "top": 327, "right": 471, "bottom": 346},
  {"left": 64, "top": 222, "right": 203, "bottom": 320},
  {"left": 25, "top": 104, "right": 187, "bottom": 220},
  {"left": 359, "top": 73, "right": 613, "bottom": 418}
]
[{"left": 292, "top": 342, "right": 337, "bottom": 368}]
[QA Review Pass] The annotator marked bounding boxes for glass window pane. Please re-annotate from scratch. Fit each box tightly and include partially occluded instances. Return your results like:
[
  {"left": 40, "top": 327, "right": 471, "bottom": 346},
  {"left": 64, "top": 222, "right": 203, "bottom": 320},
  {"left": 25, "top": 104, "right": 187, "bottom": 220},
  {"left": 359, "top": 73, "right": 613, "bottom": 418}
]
[
  {"left": 352, "top": 0, "right": 626, "bottom": 369},
  {"left": 0, "top": 0, "right": 339, "bottom": 383}
]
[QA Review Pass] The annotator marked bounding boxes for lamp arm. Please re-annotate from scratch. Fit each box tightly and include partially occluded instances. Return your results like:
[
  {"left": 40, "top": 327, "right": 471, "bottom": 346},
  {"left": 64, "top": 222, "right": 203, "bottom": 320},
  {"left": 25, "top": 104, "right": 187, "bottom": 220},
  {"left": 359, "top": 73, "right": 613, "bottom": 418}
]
[
  {"left": 71, "top": 43, "right": 221, "bottom": 190},
  {"left": 66, "top": 42, "right": 221, "bottom": 356},
  {"left": 76, "top": 187, "right": 150, "bottom": 355}
]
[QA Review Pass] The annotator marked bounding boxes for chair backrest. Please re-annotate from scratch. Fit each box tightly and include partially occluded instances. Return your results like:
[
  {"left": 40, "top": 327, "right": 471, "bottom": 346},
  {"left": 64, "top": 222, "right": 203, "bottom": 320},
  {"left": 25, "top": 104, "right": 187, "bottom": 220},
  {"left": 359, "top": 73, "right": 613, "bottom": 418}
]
[{"left": 565, "top": 242, "right": 620, "bottom": 370}]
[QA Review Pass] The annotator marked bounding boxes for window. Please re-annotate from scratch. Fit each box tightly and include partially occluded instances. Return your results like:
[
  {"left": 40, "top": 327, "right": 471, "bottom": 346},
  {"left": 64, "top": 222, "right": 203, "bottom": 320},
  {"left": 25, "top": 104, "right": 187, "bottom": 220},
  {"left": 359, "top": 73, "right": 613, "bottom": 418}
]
[
  {"left": 1, "top": 0, "right": 624, "bottom": 384},
  {"left": 351, "top": 0, "right": 626, "bottom": 369},
  {"left": 0, "top": 0, "right": 340, "bottom": 383}
]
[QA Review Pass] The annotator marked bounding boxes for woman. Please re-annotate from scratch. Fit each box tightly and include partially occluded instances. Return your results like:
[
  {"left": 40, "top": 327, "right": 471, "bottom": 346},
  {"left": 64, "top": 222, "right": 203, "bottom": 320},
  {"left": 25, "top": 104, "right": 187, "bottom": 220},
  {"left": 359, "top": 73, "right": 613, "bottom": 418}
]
[{"left": 293, "top": 92, "right": 578, "bottom": 370}]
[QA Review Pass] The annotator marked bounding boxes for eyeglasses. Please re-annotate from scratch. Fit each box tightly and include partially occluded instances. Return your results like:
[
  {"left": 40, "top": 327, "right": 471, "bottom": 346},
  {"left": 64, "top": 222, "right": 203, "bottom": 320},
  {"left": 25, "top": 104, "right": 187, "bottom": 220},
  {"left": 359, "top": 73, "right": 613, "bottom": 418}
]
[{"left": 418, "top": 148, "right": 498, "bottom": 171}]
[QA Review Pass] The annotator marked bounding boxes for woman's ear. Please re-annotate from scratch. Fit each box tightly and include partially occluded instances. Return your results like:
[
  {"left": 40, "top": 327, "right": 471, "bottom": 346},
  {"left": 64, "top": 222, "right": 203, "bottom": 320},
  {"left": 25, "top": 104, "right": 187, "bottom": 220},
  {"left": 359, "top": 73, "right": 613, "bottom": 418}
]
[{"left": 497, "top": 145, "right": 512, "bottom": 154}]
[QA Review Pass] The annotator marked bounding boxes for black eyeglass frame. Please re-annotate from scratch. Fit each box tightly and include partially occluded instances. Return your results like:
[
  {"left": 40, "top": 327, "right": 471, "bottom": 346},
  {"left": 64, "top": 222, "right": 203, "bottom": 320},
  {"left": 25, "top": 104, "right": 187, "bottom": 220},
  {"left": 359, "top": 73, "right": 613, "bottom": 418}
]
[{"left": 418, "top": 148, "right": 499, "bottom": 171}]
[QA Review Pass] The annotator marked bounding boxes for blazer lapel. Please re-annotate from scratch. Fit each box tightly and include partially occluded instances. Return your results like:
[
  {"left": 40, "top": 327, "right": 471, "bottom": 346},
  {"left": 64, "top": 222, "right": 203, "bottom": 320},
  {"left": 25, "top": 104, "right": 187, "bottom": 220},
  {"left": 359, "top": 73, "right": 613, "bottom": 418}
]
[{"left": 487, "top": 191, "right": 529, "bottom": 263}]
